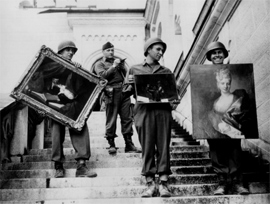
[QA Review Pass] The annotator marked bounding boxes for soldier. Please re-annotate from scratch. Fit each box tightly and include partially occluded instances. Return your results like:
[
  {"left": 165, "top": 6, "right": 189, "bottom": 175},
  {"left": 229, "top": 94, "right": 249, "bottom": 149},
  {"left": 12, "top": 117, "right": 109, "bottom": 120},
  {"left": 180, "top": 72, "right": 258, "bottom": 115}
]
[
  {"left": 126, "top": 37, "right": 179, "bottom": 197},
  {"left": 205, "top": 41, "right": 250, "bottom": 195},
  {"left": 42, "top": 40, "right": 97, "bottom": 178},
  {"left": 94, "top": 42, "right": 141, "bottom": 154}
]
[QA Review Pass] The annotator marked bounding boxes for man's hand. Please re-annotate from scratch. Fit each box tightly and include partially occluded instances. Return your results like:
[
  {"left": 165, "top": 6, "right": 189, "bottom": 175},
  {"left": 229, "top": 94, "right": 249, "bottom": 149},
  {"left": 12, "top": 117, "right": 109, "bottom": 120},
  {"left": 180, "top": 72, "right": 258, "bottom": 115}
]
[
  {"left": 73, "top": 62, "right": 82, "bottom": 68},
  {"left": 169, "top": 99, "right": 180, "bottom": 110},
  {"left": 37, "top": 110, "right": 46, "bottom": 117},
  {"left": 128, "top": 75, "right": 134, "bottom": 83},
  {"left": 113, "top": 59, "right": 121, "bottom": 68}
]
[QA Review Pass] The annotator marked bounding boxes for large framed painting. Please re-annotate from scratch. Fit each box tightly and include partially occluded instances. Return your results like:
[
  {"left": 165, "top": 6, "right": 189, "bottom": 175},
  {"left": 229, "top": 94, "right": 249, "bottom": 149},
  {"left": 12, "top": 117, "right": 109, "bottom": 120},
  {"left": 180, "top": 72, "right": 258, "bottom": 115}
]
[
  {"left": 10, "top": 45, "right": 107, "bottom": 131},
  {"left": 134, "top": 73, "right": 179, "bottom": 103},
  {"left": 190, "top": 64, "right": 258, "bottom": 139}
]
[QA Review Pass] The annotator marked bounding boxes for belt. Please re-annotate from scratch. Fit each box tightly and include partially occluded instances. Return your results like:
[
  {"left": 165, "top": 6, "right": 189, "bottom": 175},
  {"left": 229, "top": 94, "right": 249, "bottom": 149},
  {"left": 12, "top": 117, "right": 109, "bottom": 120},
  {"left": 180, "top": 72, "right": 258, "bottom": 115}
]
[{"left": 106, "top": 82, "right": 123, "bottom": 88}]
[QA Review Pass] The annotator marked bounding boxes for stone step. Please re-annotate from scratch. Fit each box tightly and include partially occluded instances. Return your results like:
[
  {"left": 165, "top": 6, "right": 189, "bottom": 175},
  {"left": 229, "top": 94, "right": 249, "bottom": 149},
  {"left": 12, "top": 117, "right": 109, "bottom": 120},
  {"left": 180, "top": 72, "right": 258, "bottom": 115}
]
[
  {"left": 0, "top": 167, "right": 142, "bottom": 179},
  {"left": 171, "top": 128, "right": 188, "bottom": 133},
  {"left": 29, "top": 145, "right": 209, "bottom": 155},
  {"left": 0, "top": 166, "right": 214, "bottom": 179},
  {"left": 50, "top": 141, "right": 142, "bottom": 149},
  {"left": 47, "top": 135, "right": 198, "bottom": 147},
  {"left": 171, "top": 134, "right": 191, "bottom": 138},
  {"left": 0, "top": 174, "right": 220, "bottom": 189},
  {"left": 171, "top": 141, "right": 200, "bottom": 146},
  {"left": 1, "top": 180, "right": 268, "bottom": 197},
  {"left": 44, "top": 135, "right": 137, "bottom": 145},
  {"left": 171, "top": 131, "right": 188, "bottom": 135},
  {"left": 171, "top": 137, "right": 196, "bottom": 142},
  {"left": 2, "top": 159, "right": 211, "bottom": 170},
  {"left": 1, "top": 183, "right": 269, "bottom": 201},
  {"left": 21, "top": 151, "right": 209, "bottom": 162},
  {"left": 2, "top": 194, "right": 270, "bottom": 204}
]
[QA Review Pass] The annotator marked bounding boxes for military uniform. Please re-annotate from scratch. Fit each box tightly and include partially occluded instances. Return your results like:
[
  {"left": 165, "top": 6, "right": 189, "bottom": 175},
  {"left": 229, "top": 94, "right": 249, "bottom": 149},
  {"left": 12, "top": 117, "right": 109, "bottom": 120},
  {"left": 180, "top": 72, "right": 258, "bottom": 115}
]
[
  {"left": 127, "top": 61, "right": 173, "bottom": 178},
  {"left": 40, "top": 61, "right": 91, "bottom": 163},
  {"left": 94, "top": 57, "right": 133, "bottom": 140}
]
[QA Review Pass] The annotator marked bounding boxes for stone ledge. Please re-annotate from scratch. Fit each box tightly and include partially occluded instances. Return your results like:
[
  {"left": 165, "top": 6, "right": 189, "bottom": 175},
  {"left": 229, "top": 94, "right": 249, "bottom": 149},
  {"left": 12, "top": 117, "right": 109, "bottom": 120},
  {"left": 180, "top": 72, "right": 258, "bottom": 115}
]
[{"left": 0, "top": 193, "right": 269, "bottom": 204}]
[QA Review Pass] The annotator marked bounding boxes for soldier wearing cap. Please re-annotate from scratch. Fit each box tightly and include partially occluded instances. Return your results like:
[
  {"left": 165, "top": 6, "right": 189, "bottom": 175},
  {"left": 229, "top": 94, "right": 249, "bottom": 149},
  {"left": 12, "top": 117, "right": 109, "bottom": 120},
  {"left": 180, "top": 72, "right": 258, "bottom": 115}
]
[
  {"left": 94, "top": 42, "right": 141, "bottom": 154},
  {"left": 205, "top": 41, "right": 250, "bottom": 195},
  {"left": 126, "top": 37, "right": 179, "bottom": 198},
  {"left": 40, "top": 40, "right": 97, "bottom": 178}
]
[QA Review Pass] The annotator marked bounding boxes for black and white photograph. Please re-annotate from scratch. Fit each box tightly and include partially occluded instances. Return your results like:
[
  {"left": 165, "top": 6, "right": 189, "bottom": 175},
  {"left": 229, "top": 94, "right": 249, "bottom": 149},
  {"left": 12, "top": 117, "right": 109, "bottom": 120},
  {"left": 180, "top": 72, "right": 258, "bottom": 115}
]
[{"left": 0, "top": 0, "right": 269, "bottom": 203}]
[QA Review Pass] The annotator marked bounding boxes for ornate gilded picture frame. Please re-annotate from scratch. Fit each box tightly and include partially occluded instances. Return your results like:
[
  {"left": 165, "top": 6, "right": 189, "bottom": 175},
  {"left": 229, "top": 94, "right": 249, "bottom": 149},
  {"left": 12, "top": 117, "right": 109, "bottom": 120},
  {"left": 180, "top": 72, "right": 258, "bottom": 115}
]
[
  {"left": 190, "top": 64, "right": 258, "bottom": 139},
  {"left": 10, "top": 45, "right": 107, "bottom": 131}
]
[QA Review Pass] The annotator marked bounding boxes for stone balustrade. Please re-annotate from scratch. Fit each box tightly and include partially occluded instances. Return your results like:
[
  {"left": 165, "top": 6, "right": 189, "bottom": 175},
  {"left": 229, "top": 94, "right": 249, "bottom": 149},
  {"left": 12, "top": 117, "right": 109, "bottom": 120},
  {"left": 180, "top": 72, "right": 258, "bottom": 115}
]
[{"left": 0, "top": 103, "right": 46, "bottom": 164}]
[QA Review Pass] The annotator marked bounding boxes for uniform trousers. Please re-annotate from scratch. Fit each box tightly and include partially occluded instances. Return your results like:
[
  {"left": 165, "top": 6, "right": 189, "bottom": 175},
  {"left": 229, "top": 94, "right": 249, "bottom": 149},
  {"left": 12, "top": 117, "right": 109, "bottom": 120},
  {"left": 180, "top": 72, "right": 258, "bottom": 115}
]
[
  {"left": 134, "top": 104, "right": 172, "bottom": 178},
  {"left": 105, "top": 87, "right": 133, "bottom": 138},
  {"left": 51, "top": 120, "right": 90, "bottom": 162},
  {"left": 208, "top": 139, "right": 242, "bottom": 182}
]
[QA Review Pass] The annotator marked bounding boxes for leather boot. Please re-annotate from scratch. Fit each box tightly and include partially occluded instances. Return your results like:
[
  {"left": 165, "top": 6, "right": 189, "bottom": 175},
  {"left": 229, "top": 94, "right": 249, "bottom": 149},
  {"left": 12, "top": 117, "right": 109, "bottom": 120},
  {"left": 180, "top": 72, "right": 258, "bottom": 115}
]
[
  {"left": 159, "top": 180, "right": 171, "bottom": 197},
  {"left": 107, "top": 138, "right": 117, "bottom": 154},
  {"left": 232, "top": 177, "right": 250, "bottom": 195},
  {"left": 214, "top": 174, "right": 227, "bottom": 195},
  {"left": 124, "top": 135, "right": 142, "bottom": 153},
  {"left": 54, "top": 162, "right": 65, "bottom": 178},
  {"left": 75, "top": 160, "right": 97, "bottom": 178},
  {"left": 141, "top": 180, "right": 156, "bottom": 197}
]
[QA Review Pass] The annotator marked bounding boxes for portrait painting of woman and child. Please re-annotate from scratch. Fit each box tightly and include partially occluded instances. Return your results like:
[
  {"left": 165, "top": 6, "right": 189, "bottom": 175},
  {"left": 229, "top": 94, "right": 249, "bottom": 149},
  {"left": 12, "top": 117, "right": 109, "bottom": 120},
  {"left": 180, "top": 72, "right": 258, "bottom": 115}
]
[{"left": 190, "top": 64, "right": 258, "bottom": 139}]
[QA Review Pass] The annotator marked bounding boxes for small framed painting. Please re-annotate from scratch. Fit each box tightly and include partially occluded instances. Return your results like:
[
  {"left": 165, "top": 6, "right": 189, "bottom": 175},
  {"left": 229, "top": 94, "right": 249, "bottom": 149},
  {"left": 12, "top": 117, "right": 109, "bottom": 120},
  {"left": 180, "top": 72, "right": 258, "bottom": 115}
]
[{"left": 134, "top": 73, "right": 178, "bottom": 103}]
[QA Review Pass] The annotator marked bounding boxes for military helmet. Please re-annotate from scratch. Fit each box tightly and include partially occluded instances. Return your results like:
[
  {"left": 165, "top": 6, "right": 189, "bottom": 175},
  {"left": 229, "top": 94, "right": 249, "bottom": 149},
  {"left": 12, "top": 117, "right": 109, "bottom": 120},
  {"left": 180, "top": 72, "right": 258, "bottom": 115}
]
[
  {"left": 57, "top": 40, "right": 78, "bottom": 54},
  {"left": 205, "top": 41, "right": 228, "bottom": 61},
  {"left": 144, "top": 37, "right": 167, "bottom": 57}
]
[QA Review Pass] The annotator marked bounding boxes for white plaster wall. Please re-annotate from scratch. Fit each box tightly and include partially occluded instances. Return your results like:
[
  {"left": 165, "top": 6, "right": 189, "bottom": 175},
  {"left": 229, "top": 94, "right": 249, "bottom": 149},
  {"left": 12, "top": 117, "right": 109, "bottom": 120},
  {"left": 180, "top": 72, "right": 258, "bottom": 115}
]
[
  {"left": 173, "top": 0, "right": 205, "bottom": 58},
  {"left": 146, "top": 0, "right": 204, "bottom": 72},
  {"left": 216, "top": 0, "right": 270, "bottom": 160},
  {"left": 71, "top": 21, "right": 146, "bottom": 70},
  {"left": 217, "top": 0, "right": 270, "bottom": 140}
]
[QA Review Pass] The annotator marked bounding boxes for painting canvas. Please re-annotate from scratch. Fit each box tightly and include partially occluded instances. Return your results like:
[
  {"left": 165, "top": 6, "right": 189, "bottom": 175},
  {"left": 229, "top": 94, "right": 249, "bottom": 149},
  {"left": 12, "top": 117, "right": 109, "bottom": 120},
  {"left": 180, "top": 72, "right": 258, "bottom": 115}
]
[
  {"left": 190, "top": 64, "right": 258, "bottom": 139},
  {"left": 10, "top": 45, "right": 107, "bottom": 131},
  {"left": 134, "top": 73, "right": 179, "bottom": 103}
]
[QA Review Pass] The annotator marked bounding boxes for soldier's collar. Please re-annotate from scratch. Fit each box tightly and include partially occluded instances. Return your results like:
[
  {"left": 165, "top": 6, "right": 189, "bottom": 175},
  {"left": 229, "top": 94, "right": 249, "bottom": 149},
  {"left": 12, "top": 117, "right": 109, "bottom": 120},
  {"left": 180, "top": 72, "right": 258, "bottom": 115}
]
[
  {"left": 142, "top": 60, "right": 160, "bottom": 66},
  {"left": 103, "top": 57, "right": 115, "bottom": 63}
]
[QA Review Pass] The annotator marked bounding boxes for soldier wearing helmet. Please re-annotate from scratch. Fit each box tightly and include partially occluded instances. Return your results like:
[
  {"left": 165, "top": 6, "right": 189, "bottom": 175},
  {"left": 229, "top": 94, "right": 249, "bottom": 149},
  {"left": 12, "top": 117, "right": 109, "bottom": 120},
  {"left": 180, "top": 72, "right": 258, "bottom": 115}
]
[
  {"left": 205, "top": 41, "right": 250, "bottom": 196},
  {"left": 143, "top": 37, "right": 167, "bottom": 57},
  {"left": 57, "top": 40, "right": 78, "bottom": 54},
  {"left": 205, "top": 41, "right": 228, "bottom": 62},
  {"left": 39, "top": 40, "right": 97, "bottom": 179},
  {"left": 126, "top": 37, "right": 179, "bottom": 198}
]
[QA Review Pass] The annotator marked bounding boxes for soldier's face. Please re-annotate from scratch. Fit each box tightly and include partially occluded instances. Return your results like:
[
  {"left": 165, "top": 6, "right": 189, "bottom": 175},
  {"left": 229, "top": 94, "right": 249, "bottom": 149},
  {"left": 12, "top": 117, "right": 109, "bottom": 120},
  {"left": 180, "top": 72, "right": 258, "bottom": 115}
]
[
  {"left": 210, "top": 49, "right": 225, "bottom": 64},
  {"left": 103, "top": 48, "right": 114, "bottom": 59},
  {"left": 60, "top": 48, "right": 76, "bottom": 60},
  {"left": 148, "top": 44, "right": 164, "bottom": 61}
]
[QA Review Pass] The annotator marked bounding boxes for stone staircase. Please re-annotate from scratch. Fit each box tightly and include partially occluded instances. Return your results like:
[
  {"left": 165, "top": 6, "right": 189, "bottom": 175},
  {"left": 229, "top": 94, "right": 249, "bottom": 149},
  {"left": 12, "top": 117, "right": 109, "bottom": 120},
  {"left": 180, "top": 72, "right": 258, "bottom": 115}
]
[{"left": 0, "top": 111, "right": 269, "bottom": 203}]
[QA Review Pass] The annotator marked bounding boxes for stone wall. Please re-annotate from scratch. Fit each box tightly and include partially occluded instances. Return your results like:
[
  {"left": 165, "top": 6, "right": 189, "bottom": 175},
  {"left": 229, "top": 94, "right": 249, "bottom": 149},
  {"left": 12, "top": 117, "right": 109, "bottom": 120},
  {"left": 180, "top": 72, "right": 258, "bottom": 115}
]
[{"left": 216, "top": 0, "right": 270, "bottom": 161}]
